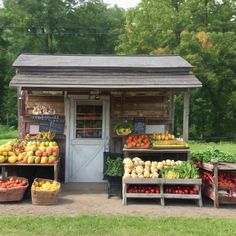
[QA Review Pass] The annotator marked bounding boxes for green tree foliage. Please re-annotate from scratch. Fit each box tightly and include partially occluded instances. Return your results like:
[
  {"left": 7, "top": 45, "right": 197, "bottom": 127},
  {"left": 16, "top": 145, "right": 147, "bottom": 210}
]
[
  {"left": 117, "top": 0, "right": 236, "bottom": 139},
  {"left": 56, "top": 1, "right": 125, "bottom": 54},
  {"left": 176, "top": 31, "right": 236, "bottom": 137},
  {"left": 0, "top": 0, "right": 125, "bottom": 126}
]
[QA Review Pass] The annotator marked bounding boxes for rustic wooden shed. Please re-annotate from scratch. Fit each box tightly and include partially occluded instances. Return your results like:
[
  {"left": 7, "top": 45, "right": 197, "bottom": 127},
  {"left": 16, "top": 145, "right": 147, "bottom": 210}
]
[{"left": 10, "top": 54, "right": 202, "bottom": 182}]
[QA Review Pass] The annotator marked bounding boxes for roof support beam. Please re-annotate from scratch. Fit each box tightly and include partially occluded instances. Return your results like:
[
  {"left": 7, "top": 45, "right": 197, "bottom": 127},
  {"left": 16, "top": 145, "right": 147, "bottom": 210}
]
[{"left": 183, "top": 89, "right": 190, "bottom": 141}]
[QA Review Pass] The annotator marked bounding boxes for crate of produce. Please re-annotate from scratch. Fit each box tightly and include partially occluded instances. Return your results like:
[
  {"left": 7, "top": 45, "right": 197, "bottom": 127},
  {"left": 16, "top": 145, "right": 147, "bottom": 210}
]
[
  {"left": 31, "top": 178, "right": 60, "bottom": 205},
  {"left": 0, "top": 176, "right": 28, "bottom": 202}
]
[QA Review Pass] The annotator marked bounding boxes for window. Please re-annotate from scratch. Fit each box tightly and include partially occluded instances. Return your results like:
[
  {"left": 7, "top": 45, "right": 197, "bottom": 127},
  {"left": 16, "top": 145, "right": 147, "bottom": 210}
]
[{"left": 76, "top": 105, "right": 103, "bottom": 138}]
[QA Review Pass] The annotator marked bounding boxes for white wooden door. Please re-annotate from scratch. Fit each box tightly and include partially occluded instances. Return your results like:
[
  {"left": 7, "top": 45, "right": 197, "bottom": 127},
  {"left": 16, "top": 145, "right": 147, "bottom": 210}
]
[{"left": 68, "top": 98, "right": 109, "bottom": 182}]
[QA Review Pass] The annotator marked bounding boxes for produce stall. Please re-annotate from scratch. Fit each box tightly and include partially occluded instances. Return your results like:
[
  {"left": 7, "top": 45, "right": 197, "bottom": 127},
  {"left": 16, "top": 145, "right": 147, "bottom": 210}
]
[
  {"left": 123, "top": 178, "right": 202, "bottom": 206},
  {"left": 199, "top": 162, "right": 236, "bottom": 208},
  {"left": 192, "top": 148, "right": 236, "bottom": 208},
  {"left": 122, "top": 157, "right": 202, "bottom": 206},
  {"left": 0, "top": 134, "right": 60, "bottom": 181},
  {"left": 10, "top": 54, "right": 202, "bottom": 183}
]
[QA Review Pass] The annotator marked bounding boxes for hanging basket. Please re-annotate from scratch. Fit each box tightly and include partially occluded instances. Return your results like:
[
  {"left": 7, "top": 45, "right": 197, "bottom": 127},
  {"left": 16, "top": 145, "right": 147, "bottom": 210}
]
[{"left": 116, "top": 129, "right": 132, "bottom": 136}]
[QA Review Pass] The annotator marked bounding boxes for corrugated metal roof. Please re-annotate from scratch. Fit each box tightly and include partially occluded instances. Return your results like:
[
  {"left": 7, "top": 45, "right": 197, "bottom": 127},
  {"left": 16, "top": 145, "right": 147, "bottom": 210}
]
[
  {"left": 10, "top": 73, "right": 202, "bottom": 88},
  {"left": 13, "top": 54, "right": 193, "bottom": 69}
]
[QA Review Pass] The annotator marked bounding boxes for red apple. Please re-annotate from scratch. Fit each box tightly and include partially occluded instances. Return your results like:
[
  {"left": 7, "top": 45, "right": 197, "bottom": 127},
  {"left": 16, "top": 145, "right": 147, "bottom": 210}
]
[
  {"left": 52, "top": 146, "right": 59, "bottom": 152},
  {"left": 48, "top": 155, "right": 56, "bottom": 164},
  {"left": 35, "top": 150, "right": 42, "bottom": 157},
  {"left": 46, "top": 147, "right": 53, "bottom": 156},
  {"left": 42, "top": 152, "right": 48, "bottom": 157}
]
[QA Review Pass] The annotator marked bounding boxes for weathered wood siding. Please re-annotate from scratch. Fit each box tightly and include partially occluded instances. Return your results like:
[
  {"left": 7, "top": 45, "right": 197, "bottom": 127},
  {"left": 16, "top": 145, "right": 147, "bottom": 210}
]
[
  {"left": 110, "top": 92, "right": 172, "bottom": 152},
  {"left": 25, "top": 94, "right": 64, "bottom": 116}
]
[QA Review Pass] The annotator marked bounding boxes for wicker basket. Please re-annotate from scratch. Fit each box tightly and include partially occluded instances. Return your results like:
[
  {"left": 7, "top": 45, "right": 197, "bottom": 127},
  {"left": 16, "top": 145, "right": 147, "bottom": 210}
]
[
  {"left": 31, "top": 178, "right": 60, "bottom": 205},
  {"left": 0, "top": 176, "right": 29, "bottom": 202}
]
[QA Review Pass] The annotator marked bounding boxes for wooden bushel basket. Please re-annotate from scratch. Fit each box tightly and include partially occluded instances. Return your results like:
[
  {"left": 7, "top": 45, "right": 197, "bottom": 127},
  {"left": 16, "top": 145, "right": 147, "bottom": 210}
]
[
  {"left": 31, "top": 178, "right": 60, "bottom": 205},
  {"left": 0, "top": 176, "right": 29, "bottom": 202}
]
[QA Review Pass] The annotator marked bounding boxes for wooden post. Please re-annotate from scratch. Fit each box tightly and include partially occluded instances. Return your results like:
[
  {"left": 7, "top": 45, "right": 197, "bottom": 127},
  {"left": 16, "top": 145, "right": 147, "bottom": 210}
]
[
  {"left": 160, "top": 184, "right": 165, "bottom": 206},
  {"left": 17, "top": 87, "right": 22, "bottom": 138},
  {"left": 169, "top": 91, "right": 175, "bottom": 133},
  {"left": 122, "top": 179, "right": 127, "bottom": 205},
  {"left": 213, "top": 163, "right": 219, "bottom": 208},
  {"left": 183, "top": 89, "right": 190, "bottom": 141}
]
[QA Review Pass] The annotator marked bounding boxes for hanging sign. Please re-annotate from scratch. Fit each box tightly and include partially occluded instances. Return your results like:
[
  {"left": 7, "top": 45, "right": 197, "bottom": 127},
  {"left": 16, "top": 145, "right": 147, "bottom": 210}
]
[{"left": 133, "top": 117, "right": 146, "bottom": 134}]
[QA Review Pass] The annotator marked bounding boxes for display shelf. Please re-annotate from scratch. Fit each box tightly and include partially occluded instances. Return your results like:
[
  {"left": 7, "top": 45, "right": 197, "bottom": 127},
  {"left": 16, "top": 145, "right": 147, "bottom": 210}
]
[
  {"left": 76, "top": 128, "right": 102, "bottom": 130},
  {"left": 0, "top": 161, "right": 59, "bottom": 181},
  {"left": 198, "top": 162, "right": 236, "bottom": 208},
  {"left": 123, "top": 147, "right": 190, "bottom": 160},
  {"left": 123, "top": 148, "right": 190, "bottom": 153},
  {"left": 122, "top": 178, "right": 202, "bottom": 206}
]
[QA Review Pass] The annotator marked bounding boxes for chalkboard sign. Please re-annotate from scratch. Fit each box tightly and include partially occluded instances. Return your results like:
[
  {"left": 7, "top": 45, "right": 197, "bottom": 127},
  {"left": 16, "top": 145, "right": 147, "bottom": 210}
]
[
  {"left": 50, "top": 122, "right": 65, "bottom": 134},
  {"left": 32, "top": 115, "right": 65, "bottom": 134},
  {"left": 39, "top": 123, "right": 50, "bottom": 132},
  {"left": 133, "top": 117, "right": 146, "bottom": 134},
  {"left": 31, "top": 115, "right": 65, "bottom": 123}
]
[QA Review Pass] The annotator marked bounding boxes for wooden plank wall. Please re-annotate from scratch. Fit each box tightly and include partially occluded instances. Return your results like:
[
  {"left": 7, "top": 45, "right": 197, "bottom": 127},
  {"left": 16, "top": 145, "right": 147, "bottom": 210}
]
[
  {"left": 19, "top": 90, "right": 66, "bottom": 181},
  {"left": 110, "top": 92, "right": 171, "bottom": 152},
  {"left": 111, "top": 96, "right": 168, "bottom": 119},
  {"left": 25, "top": 94, "right": 64, "bottom": 116}
]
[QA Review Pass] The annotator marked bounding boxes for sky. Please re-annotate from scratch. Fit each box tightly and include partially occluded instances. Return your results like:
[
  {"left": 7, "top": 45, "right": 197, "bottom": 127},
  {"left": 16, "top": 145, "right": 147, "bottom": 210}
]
[
  {"left": 0, "top": 0, "right": 141, "bottom": 9},
  {"left": 103, "top": 0, "right": 141, "bottom": 9}
]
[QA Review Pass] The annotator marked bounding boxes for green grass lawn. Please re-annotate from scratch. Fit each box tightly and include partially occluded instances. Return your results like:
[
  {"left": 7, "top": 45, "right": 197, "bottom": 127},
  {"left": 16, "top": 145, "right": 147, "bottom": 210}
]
[
  {"left": 190, "top": 141, "right": 236, "bottom": 155},
  {"left": 0, "top": 216, "right": 235, "bottom": 236},
  {"left": 0, "top": 125, "right": 18, "bottom": 140}
]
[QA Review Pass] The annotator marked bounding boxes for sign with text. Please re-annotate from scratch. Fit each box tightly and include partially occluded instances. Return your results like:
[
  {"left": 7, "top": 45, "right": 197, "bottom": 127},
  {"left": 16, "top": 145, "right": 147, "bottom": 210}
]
[
  {"left": 133, "top": 117, "right": 146, "bottom": 134},
  {"left": 31, "top": 115, "right": 65, "bottom": 123},
  {"left": 31, "top": 115, "right": 65, "bottom": 134}
]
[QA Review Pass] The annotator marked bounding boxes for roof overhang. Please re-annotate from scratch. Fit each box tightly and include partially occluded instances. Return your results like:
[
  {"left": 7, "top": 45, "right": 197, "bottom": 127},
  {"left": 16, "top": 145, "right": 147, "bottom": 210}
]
[
  {"left": 10, "top": 54, "right": 202, "bottom": 89},
  {"left": 10, "top": 74, "right": 202, "bottom": 89}
]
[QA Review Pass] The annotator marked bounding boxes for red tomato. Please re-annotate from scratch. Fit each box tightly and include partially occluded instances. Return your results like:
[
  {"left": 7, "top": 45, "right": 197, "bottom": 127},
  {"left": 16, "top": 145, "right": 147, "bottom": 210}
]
[{"left": 184, "top": 189, "right": 189, "bottom": 194}]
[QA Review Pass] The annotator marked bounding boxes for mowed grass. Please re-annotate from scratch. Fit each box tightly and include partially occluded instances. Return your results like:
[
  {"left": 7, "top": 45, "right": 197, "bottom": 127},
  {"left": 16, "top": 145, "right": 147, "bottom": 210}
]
[
  {"left": 190, "top": 141, "right": 236, "bottom": 155},
  {"left": 0, "top": 125, "right": 18, "bottom": 140},
  {"left": 0, "top": 215, "right": 235, "bottom": 236}
]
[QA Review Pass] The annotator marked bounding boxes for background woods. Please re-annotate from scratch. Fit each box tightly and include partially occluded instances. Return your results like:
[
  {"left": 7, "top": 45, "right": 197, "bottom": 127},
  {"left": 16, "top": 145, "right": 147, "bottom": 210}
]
[{"left": 0, "top": 0, "right": 235, "bottom": 139}]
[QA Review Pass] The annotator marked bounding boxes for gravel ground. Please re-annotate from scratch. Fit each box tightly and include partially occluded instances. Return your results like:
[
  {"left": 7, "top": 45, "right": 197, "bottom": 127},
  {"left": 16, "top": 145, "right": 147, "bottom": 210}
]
[{"left": 0, "top": 183, "right": 236, "bottom": 217}]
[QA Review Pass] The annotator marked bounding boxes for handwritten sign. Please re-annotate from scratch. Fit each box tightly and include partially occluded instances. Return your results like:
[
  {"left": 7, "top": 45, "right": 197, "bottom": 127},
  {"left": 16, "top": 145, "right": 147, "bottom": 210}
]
[
  {"left": 31, "top": 115, "right": 65, "bottom": 123},
  {"left": 133, "top": 117, "right": 146, "bottom": 134},
  {"left": 50, "top": 122, "right": 65, "bottom": 134},
  {"left": 39, "top": 123, "right": 50, "bottom": 132},
  {"left": 32, "top": 115, "right": 65, "bottom": 134}
]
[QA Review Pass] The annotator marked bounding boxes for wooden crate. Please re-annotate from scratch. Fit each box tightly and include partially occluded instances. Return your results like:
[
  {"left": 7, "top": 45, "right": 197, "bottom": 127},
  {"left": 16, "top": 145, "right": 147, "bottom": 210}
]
[
  {"left": 198, "top": 162, "right": 236, "bottom": 208},
  {"left": 122, "top": 178, "right": 202, "bottom": 207}
]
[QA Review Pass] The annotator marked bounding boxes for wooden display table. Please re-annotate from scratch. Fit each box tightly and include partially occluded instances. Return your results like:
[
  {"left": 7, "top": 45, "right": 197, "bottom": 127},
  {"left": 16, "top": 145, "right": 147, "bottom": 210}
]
[
  {"left": 123, "top": 178, "right": 202, "bottom": 207},
  {"left": 123, "top": 148, "right": 190, "bottom": 160},
  {"left": 0, "top": 161, "right": 59, "bottom": 181},
  {"left": 197, "top": 162, "right": 236, "bottom": 208}
]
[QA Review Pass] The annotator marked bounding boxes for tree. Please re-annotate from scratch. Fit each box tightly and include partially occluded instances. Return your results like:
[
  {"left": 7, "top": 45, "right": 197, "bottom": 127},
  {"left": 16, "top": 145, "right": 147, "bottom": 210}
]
[
  {"left": 55, "top": 1, "right": 125, "bottom": 54},
  {"left": 0, "top": 0, "right": 125, "bottom": 126},
  {"left": 177, "top": 31, "right": 236, "bottom": 137},
  {"left": 117, "top": 0, "right": 236, "bottom": 138}
]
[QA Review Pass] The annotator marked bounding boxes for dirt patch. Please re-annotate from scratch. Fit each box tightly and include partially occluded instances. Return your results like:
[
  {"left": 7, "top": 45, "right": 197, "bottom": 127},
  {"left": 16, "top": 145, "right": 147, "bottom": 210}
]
[{"left": 0, "top": 183, "right": 236, "bottom": 217}]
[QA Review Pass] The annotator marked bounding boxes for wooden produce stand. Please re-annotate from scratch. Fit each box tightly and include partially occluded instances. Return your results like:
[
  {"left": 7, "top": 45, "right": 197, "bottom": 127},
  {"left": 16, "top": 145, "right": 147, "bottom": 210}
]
[
  {"left": 198, "top": 162, "right": 236, "bottom": 208},
  {"left": 0, "top": 161, "right": 59, "bottom": 181},
  {"left": 123, "top": 178, "right": 202, "bottom": 207}
]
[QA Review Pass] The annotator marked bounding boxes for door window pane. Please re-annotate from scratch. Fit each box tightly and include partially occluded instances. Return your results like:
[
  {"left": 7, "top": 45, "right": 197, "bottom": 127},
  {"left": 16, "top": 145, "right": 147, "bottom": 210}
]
[{"left": 76, "top": 105, "right": 102, "bottom": 138}]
